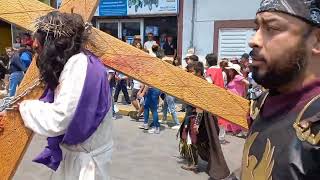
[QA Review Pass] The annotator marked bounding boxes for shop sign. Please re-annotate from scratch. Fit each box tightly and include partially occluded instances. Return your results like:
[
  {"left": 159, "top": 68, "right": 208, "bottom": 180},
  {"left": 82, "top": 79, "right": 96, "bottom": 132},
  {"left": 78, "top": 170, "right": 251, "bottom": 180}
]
[
  {"left": 127, "top": 0, "right": 178, "bottom": 15},
  {"left": 98, "top": 0, "right": 178, "bottom": 16},
  {"left": 99, "top": 0, "right": 127, "bottom": 16}
]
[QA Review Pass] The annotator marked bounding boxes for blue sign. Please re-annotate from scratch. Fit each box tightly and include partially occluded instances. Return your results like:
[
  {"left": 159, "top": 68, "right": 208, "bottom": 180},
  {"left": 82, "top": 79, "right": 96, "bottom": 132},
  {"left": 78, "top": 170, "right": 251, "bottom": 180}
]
[{"left": 99, "top": 0, "right": 127, "bottom": 16}]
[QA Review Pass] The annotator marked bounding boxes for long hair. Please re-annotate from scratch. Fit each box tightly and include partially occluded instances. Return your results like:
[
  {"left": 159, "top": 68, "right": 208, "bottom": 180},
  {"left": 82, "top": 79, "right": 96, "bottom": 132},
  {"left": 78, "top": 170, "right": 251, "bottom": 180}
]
[
  {"left": 227, "top": 69, "right": 239, "bottom": 85},
  {"left": 34, "top": 11, "right": 88, "bottom": 90},
  {"left": 193, "top": 61, "right": 204, "bottom": 77},
  {"left": 132, "top": 41, "right": 142, "bottom": 49}
]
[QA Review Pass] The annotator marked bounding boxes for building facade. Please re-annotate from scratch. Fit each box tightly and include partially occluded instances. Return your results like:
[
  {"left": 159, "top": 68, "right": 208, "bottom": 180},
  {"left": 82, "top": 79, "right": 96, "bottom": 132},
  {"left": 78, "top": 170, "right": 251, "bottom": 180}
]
[
  {"left": 181, "top": 0, "right": 260, "bottom": 65},
  {"left": 92, "top": 0, "right": 180, "bottom": 50},
  {"left": 1, "top": 0, "right": 260, "bottom": 64}
]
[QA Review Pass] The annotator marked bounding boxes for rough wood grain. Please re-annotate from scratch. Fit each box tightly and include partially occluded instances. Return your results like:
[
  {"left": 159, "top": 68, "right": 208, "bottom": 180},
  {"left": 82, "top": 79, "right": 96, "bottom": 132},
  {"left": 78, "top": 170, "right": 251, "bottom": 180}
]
[
  {"left": 86, "top": 27, "right": 249, "bottom": 128},
  {"left": 59, "top": 0, "right": 99, "bottom": 22}
]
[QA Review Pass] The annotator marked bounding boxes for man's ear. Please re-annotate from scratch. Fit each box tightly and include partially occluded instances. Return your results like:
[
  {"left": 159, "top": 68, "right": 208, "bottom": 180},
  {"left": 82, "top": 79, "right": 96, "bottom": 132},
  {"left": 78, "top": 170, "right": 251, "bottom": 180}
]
[{"left": 311, "top": 29, "right": 320, "bottom": 55}]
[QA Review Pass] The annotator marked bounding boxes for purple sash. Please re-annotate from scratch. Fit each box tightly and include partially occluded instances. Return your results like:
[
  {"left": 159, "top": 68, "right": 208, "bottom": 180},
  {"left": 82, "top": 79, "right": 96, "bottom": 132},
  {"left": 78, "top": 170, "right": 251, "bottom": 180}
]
[{"left": 33, "top": 52, "right": 111, "bottom": 171}]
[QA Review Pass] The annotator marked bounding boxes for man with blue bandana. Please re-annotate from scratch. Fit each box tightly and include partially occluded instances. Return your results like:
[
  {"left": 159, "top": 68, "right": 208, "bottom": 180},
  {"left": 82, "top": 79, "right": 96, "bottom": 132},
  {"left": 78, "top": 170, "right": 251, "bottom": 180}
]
[{"left": 242, "top": 0, "right": 320, "bottom": 179}]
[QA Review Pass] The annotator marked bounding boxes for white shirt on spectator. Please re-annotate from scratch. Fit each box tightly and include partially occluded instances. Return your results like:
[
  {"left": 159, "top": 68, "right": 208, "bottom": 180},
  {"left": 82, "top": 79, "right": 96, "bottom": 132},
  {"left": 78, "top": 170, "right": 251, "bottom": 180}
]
[
  {"left": 144, "top": 40, "right": 157, "bottom": 51},
  {"left": 133, "top": 80, "right": 141, "bottom": 90}
]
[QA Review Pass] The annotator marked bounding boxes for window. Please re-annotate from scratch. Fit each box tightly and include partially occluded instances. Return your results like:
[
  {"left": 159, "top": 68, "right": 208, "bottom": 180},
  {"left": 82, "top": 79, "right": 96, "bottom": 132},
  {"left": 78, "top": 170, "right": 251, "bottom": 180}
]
[
  {"left": 98, "top": 19, "right": 144, "bottom": 44},
  {"left": 218, "top": 28, "right": 255, "bottom": 59},
  {"left": 99, "top": 22, "right": 119, "bottom": 38}
]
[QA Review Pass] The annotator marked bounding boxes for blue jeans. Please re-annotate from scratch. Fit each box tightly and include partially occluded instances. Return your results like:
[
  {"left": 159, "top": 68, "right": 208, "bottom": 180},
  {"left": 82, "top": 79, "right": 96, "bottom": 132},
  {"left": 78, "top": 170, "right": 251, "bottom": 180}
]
[
  {"left": 163, "top": 95, "right": 179, "bottom": 126},
  {"left": 144, "top": 88, "right": 160, "bottom": 128},
  {"left": 9, "top": 71, "right": 24, "bottom": 97}
]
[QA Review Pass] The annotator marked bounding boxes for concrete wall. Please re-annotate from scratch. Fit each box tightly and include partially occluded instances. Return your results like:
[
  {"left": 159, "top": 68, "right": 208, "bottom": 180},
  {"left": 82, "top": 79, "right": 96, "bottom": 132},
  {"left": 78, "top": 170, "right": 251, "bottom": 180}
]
[{"left": 182, "top": 0, "right": 260, "bottom": 66}]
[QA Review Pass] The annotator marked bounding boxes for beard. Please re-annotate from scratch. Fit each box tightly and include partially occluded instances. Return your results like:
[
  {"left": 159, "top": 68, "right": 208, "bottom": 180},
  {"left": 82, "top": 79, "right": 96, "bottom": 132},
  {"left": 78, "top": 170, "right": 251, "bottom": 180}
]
[{"left": 250, "top": 41, "right": 307, "bottom": 90}]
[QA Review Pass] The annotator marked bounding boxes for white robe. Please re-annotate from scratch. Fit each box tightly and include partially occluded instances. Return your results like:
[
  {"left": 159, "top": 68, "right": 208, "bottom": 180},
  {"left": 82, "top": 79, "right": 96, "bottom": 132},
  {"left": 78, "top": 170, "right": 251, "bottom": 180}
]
[{"left": 19, "top": 52, "right": 113, "bottom": 180}]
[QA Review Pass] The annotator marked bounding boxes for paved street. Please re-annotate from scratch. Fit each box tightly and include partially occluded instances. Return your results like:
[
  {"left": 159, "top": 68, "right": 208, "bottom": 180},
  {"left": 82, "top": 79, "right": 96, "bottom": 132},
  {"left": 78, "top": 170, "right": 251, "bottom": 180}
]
[{"left": 13, "top": 116, "right": 244, "bottom": 180}]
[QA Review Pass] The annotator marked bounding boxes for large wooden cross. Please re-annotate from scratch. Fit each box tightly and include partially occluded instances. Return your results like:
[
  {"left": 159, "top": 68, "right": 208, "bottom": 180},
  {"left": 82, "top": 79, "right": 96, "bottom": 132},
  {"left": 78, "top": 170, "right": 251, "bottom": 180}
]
[{"left": 0, "top": 0, "right": 249, "bottom": 179}]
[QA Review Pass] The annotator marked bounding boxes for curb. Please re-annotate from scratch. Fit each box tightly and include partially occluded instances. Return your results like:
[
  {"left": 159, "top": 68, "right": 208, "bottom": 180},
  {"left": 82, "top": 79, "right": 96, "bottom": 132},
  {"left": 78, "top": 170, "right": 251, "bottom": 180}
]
[{"left": 116, "top": 104, "right": 185, "bottom": 123}]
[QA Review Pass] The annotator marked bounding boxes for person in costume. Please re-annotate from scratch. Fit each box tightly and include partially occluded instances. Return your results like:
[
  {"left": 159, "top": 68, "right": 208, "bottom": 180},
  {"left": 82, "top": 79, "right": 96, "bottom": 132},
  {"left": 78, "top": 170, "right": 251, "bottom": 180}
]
[
  {"left": 179, "top": 61, "right": 232, "bottom": 179},
  {"left": 10, "top": 12, "right": 113, "bottom": 180},
  {"left": 242, "top": 0, "right": 320, "bottom": 179}
]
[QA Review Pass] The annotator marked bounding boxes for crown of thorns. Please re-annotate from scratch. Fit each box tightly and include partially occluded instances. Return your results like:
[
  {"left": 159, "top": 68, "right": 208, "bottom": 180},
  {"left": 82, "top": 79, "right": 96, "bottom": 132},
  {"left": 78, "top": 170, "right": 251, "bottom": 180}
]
[{"left": 34, "top": 16, "right": 75, "bottom": 38}]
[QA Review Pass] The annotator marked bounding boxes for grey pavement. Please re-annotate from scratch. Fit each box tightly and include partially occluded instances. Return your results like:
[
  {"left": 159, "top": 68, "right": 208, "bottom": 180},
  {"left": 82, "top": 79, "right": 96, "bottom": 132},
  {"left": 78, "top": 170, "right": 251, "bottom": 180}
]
[{"left": 13, "top": 116, "right": 244, "bottom": 180}]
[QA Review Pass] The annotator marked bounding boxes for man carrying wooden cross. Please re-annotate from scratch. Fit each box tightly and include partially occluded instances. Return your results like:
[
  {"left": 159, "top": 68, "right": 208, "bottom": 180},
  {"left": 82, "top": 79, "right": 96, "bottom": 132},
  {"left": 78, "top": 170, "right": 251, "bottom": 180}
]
[{"left": 16, "top": 11, "right": 113, "bottom": 180}]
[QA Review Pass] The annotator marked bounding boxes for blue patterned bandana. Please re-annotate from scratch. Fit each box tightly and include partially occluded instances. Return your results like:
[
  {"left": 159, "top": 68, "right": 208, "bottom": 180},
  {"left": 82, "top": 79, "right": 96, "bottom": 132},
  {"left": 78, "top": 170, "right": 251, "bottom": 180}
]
[{"left": 258, "top": 0, "right": 320, "bottom": 26}]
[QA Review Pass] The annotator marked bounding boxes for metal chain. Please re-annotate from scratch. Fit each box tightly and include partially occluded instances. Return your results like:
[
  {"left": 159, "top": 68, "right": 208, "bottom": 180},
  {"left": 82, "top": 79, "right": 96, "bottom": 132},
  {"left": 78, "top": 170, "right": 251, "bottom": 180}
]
[{"left": 0, "top": 78, "right": 42, "bottom": 111}]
